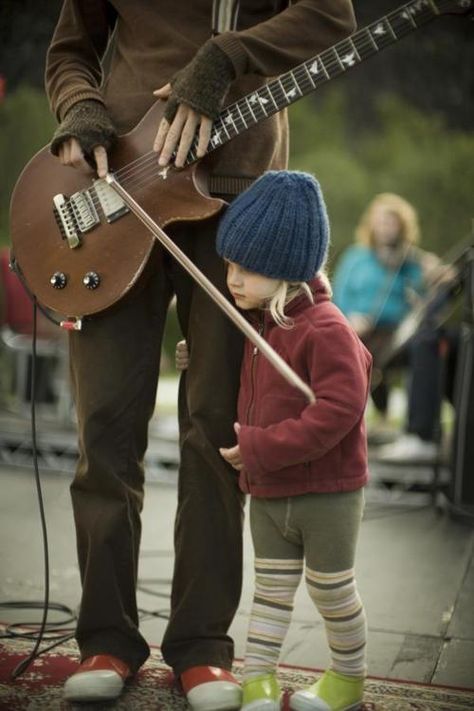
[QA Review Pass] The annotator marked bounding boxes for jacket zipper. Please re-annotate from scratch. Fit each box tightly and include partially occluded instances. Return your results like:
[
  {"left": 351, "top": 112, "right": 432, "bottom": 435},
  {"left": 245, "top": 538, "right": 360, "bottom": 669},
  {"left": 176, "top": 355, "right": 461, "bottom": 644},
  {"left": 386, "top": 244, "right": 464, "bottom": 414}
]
[{"left": 245, "top": 322, "right": 264, "bottom": 426}]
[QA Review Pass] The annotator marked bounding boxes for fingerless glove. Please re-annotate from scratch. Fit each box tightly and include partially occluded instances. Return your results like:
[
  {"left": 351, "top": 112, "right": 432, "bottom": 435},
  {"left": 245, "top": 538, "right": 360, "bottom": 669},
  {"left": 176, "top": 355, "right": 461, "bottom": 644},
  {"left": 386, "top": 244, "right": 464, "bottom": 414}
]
[
  {"left": 164, "top": 41, "right": 236, "bottom": 124},
  {"left": 50, "top": 99, "right": 117, "bottom": 158}
]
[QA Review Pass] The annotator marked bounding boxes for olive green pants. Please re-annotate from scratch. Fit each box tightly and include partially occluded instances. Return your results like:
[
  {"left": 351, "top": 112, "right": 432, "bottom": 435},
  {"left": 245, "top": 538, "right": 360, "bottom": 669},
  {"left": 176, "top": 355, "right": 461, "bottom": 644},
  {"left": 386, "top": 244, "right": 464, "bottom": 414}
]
[{"left": 250, "top": 489, "right": 365, "bottom": 570}]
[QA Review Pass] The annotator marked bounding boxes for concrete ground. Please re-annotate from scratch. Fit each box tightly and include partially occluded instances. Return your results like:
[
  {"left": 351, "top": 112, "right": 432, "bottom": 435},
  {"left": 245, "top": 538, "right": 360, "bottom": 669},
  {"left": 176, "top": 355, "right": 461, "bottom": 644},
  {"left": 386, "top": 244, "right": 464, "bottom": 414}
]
[{"left": 1, "top": 377, "right": 474, "bottom": 693}]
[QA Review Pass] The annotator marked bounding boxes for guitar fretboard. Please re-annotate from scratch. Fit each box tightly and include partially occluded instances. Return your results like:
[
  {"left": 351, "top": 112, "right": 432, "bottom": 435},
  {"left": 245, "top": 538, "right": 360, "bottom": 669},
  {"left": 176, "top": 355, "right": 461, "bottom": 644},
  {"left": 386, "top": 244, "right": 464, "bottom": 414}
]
[{"left": 184, "top": 0, "right": 454, "bottom": 165}]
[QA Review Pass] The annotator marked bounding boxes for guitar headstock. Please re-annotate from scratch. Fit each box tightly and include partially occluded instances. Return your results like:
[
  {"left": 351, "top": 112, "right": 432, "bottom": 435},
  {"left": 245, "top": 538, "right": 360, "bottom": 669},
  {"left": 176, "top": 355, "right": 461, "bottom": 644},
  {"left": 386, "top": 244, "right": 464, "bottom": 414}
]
[{"left": 436, "top": 0, "right": 474, "bottom": 15}]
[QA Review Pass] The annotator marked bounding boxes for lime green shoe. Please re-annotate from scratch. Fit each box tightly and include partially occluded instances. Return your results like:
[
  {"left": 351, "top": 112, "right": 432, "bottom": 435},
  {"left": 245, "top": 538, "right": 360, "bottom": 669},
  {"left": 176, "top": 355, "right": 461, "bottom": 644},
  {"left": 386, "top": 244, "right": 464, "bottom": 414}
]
[
  {"left": 289, "top": 669, "right": 364, "bottom": 711},
  {"left": 241, "top": 673, "right": 282, "bottom": 711}
]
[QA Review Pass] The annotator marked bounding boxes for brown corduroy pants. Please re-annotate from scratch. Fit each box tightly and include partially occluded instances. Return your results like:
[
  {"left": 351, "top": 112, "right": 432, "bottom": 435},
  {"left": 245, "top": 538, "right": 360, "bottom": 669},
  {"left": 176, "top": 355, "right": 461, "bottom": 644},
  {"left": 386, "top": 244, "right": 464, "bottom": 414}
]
[{"left": 68, "top": 213, "right": 245, "bottom": 676}]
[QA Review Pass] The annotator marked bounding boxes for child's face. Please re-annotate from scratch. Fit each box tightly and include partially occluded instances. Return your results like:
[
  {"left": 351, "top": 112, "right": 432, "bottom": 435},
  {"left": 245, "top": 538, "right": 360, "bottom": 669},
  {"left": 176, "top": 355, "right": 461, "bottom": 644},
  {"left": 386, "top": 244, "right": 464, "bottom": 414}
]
[{"left": 226, "top": 261, "right": 279, "bottom": 310}]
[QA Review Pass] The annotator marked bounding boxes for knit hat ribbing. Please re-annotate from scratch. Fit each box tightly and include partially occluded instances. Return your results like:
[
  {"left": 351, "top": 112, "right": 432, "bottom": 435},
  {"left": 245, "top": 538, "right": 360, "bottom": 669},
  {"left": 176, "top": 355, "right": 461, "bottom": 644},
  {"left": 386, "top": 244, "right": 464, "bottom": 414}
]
[{"left": 216, "top": 170, "right": 330, "bottom": 282}]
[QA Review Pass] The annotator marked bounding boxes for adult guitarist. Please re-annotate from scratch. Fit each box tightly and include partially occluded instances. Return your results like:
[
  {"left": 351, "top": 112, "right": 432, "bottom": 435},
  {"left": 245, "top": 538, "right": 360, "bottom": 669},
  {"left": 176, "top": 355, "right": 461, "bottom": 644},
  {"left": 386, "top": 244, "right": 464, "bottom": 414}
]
[{"left": 41, "top": 1, "right": 357, "bottom": 708}]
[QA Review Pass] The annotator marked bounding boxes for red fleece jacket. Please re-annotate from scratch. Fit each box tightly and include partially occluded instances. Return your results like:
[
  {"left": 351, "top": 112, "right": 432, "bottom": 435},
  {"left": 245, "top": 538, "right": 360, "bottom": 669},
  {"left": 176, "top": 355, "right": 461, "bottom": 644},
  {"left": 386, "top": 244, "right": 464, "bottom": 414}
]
[{"left": 238, "top": 276, "right": 372, "bottom": 497}]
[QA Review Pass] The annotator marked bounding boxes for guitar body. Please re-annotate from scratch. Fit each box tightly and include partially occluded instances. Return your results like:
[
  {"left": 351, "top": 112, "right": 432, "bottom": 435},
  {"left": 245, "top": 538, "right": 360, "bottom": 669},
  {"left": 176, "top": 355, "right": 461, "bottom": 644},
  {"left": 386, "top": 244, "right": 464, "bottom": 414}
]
[{"left": 10, "top": 101, "right": 225, "bottom": 317}]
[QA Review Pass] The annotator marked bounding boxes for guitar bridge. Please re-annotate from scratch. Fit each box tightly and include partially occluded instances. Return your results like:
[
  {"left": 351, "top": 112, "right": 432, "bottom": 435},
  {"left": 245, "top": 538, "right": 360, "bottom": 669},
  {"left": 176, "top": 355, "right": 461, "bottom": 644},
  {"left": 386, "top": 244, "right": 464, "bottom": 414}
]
[{"left": 53, "top": 190, "right": 100, "bottom": 249}]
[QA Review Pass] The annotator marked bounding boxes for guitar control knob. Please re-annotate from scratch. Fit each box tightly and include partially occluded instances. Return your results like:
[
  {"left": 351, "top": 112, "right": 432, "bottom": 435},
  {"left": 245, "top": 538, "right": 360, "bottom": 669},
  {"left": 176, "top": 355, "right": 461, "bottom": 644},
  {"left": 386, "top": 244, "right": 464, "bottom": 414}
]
[
  {"left": 83, "top": 271, "right": 101, "bottom": 289},
  {"left": 50, "top": 272, "right": 67, "bottom": 289}
]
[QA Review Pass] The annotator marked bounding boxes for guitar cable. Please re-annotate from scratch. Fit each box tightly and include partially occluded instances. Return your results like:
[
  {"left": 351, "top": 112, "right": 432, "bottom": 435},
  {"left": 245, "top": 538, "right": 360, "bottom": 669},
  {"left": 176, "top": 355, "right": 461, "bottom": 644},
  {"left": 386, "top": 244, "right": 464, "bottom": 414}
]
[{"left": 1, "top": 262, "right": 170, "bottom": 678}]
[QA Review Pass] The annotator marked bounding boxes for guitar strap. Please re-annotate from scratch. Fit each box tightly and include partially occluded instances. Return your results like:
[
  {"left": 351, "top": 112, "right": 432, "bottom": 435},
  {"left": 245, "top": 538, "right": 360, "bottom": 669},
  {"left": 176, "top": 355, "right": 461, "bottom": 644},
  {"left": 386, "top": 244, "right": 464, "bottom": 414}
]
[
  {"left": 212, "top": 0, "right": 240, "bottom": 35},
  {"left": 212, "top": 0, "right": 290, "bottom": 35}
]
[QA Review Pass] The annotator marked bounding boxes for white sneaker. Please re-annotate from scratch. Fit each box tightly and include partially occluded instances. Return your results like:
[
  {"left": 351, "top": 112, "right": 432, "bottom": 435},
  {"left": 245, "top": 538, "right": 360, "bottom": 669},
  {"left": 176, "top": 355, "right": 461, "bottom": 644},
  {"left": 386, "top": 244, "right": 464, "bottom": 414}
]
[
  {"left": 376, "top": 433, "right": 438, "bottom": 464},
  {"left": 63, "top": 654, "right": 130, "bottom": 702}
]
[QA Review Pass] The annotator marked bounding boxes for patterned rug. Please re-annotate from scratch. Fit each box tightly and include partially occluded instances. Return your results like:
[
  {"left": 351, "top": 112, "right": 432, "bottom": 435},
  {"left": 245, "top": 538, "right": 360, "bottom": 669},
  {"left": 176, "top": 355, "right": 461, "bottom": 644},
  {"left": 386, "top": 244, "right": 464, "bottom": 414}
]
[{"left": 1, "top": 636, "right": 473, "bottom": 710}]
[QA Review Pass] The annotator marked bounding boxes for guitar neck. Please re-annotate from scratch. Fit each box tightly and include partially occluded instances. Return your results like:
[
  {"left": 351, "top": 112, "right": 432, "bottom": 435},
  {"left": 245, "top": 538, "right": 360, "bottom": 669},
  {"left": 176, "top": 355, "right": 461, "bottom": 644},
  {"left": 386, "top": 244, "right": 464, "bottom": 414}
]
[{"left": 184, "top": 0, "right": 450, "bottom": 166}]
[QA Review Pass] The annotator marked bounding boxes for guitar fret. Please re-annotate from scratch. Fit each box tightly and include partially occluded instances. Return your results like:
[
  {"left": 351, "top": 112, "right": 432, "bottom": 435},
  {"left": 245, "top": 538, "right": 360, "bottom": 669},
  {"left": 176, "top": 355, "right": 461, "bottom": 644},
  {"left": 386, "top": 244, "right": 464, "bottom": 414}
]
[
  {"left": 320, "top": 56, "right": 331, "bottom": 80},
  {"left": 180, "top": 0, "right": 442, "bottom": 163},
  {"left": 248, "top": 91, "right": 269, "bottom": 118},
  {"left": 265, "top": 83, "right": 280, "bottom": 112},
  {"left": 306, "top": 58, "right": 328, "bottom": 86},
  {"left": 401, "top": 5, "right": 419, "bottom": 27},
  {"left": 351, "top": 28, "right": 378, "bottom": 60},
  {"left": 210, "top": 126, "right": 224, "bottom": 148},
  {"left": 223, "top": 108, "right": 239, "bottom": 136},
  {"left": 279, "top": 73, "right": 302, "bottom": 102},
  {"left": 303, "top": 61, "right": 317, "bottom": 89},
  {"left": 349, "top": 37, "right": 362, "bottom": 63},
  {"left": 271, "top": 78, "right": 287, "bottom": 108},
  {"left": 383, "top": 16, "right": 398, "bottom": 41},
  {"left": 289, "top": 70, "right": 304, "bottom": 97},
  {"left": 215, "top": 116, "right": 231, "bottom": 141},
  {"left": 335, "top": 39, "right": 360, "bottom": 69},
  {"left": 235, "top": 102, "right": 248, "bottom": 129},
  {"left": 244, "top": 96, "right": 258, "bottom": 122},
  {"left": 365, "top": 26, "right": 380, "bottom": 52},
  {"left": 293, "top": 66, "right": 314, "bottom": 96}
]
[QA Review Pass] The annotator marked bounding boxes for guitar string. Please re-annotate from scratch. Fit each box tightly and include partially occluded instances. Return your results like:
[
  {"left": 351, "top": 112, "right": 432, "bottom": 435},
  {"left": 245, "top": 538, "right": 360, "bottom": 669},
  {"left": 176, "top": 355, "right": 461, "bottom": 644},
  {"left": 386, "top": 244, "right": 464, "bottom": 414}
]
[
  {"left": 111, "top": 9, "right": 432, "bottom": 192},
  {"left": 113, "top": 11, "right": 425, "bottom": 185},
  {"left": 79, "top": 6, "right": 435, "bottom": 216}
]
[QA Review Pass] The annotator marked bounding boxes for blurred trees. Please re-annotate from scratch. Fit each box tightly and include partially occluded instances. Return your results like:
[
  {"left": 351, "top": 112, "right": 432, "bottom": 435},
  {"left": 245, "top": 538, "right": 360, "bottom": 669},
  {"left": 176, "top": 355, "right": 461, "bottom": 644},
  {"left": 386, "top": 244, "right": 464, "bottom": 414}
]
[{"left": 289, "top": 90, "right": 474, "bottom": 267}]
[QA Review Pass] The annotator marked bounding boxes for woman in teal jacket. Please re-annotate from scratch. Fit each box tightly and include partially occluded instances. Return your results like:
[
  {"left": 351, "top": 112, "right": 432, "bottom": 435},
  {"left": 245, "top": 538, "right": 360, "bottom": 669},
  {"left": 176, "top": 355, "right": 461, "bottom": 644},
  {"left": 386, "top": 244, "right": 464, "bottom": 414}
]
[{"left": 332, "top": 193, "right": 439, "bottom": 419}]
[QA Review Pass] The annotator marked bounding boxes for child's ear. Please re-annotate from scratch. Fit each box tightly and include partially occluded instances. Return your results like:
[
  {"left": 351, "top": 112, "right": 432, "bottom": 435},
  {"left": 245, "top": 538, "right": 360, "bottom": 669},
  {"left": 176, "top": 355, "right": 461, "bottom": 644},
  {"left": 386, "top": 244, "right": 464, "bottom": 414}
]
[{"left": 234, "top": 422, "right": 241, "bottom": 435}]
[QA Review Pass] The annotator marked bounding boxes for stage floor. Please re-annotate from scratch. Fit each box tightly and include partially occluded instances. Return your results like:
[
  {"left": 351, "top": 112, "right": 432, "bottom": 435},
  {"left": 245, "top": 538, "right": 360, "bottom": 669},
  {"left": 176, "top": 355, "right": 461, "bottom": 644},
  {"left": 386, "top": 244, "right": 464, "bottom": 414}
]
[{"left": 0, "top": 408, "right": 473, "bottom": 692}]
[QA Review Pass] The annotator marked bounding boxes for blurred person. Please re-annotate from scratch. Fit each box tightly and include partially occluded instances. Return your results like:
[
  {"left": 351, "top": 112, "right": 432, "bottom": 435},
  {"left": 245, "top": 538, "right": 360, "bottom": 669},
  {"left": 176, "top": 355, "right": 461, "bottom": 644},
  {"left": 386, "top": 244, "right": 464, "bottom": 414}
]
[{"left": 332, "top": 192, "right": 457, "bottom": 462}]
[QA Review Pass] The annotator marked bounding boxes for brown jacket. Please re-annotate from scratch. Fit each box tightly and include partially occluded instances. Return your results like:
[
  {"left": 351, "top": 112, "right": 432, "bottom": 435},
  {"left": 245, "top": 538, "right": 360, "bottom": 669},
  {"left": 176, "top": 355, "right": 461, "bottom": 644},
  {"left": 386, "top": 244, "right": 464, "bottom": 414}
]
[{"left": 45, "top": 0, "right": 356, "bottom": 179}]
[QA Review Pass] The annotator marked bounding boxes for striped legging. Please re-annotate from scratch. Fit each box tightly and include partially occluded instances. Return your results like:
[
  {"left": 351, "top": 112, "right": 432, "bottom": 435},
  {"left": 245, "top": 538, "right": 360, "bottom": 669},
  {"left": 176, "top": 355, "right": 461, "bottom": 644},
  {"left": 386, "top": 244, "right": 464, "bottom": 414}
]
[{"left": 243, "top": 491, "right": 367, "bottom": 679}]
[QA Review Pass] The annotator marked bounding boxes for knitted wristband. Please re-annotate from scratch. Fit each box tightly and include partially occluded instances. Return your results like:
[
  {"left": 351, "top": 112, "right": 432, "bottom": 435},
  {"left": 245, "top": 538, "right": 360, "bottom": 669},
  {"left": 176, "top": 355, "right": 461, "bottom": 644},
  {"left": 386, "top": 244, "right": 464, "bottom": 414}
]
[
  {"left": 50, "top": 99, "right": 117, "bottom": 158},
  {"left": 164, "top": 41, "right": 236, "bottom": 123}
]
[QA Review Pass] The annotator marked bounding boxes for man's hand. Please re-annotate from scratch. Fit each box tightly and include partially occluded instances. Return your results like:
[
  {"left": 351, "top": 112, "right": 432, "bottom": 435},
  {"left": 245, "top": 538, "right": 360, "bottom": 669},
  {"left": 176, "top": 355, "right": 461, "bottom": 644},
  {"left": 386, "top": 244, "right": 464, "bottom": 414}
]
[
  {"left": 57, "top": 137, "right": 109, "bottom": 178},
  {"left": 219, "top": 423, "right": 243, "bottom": 471},
  {"left": 153, "top": 83, "right": 212, "bottom": 167}
]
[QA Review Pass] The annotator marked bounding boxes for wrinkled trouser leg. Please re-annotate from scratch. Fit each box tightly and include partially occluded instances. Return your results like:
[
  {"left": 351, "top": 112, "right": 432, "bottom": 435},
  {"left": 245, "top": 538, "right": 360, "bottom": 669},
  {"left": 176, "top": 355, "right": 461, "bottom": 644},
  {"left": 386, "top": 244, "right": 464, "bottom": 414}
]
[
  {"left": 69, "top": 248, "right": 171, "bottom": 672},
  {"left": 161, "top": 216, "right": 245, "bottom": 676},
  {"left": 70, "top": 213, "right": 244, "bottom": 676}
]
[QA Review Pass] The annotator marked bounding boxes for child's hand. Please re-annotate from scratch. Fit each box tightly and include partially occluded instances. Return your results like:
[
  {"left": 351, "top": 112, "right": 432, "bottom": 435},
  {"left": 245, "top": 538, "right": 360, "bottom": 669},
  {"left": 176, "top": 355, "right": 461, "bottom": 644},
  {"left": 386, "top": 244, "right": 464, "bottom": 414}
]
[
  {"left": 175, "top": 339, "right": 190, "bottom": 371},
  {"left": 219, "top": 423, "right": 243, "bottom": 471}
]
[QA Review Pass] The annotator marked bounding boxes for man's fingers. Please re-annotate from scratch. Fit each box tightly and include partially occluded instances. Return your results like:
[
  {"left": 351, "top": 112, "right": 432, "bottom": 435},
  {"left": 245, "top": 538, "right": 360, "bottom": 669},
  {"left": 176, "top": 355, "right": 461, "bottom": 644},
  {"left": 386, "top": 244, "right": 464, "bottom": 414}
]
[
  {"left": 174, "top": 111, "right": 200, "bottom": 167},
  {"left": 69, "top": 140, "right": 92, "bottom": 173},
  {"left": 93, "top": 145, "right": 109, "bottom": 178},
  {"left": 153, "top": 118, "right": 171, "bottom": 155},
  {"left": 154, "top": 103, "right": 212, "bottom": 166},
  {"left": 153, "top": 83, "right": 172, "bottom": 99},
  {"left": 158, "top": 105, "right": 188, "bottom": 166},
  {"left": 196, "top": 116, "right": 212, "bottom": 158},
  {"left": 57, "top": 137, "right": 105, "bottom": 175}
]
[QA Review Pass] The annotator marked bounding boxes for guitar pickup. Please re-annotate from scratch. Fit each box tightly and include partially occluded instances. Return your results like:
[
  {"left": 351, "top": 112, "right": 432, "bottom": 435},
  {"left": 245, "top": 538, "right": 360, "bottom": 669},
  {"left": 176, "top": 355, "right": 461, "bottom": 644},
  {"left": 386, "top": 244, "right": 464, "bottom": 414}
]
[{"left": 93, "top": 178, "right": 130, "bottom": 223}]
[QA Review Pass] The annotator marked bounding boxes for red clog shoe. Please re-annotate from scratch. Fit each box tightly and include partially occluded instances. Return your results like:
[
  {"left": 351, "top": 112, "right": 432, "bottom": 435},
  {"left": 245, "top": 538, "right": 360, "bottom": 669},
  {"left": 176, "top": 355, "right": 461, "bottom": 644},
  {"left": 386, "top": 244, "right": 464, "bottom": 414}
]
[
  {"left": 63, "top": 654, "right": 131, "bottom": 702},
  {"left": 181, "top": 665, "right": 242, "bottom": 711}
]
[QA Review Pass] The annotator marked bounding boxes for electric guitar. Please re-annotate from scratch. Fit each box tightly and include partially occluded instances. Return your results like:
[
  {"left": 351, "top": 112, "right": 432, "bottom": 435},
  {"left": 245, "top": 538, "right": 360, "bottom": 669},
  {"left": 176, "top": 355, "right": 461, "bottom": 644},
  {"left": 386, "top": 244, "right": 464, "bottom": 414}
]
[{"left": 9, "top": 0, "right": 472, "bottom": 318}]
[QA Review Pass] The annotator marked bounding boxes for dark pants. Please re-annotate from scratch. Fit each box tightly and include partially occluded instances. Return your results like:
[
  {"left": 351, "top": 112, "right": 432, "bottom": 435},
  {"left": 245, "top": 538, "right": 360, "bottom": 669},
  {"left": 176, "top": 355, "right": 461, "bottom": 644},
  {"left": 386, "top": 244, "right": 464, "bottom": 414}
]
[
  {"left": 406, "top": 325, "right": 458, "bottom": 442},
  {"left": 367, "top": 325, "right": 459, "bottom": 442},
  {"left": 68, "top": 214, "right": 245, "bottom": 676}
]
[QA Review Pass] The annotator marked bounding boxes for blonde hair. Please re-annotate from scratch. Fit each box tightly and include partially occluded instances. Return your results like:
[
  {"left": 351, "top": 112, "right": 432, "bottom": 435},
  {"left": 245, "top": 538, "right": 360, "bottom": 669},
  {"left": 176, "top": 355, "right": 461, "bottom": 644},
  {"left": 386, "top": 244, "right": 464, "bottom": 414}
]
[
  {"left": 265, "top": 270, "right": 332, "bottom": 329},
  {"left": 356, "top": 192, "right": 420, "bottom": 247}
]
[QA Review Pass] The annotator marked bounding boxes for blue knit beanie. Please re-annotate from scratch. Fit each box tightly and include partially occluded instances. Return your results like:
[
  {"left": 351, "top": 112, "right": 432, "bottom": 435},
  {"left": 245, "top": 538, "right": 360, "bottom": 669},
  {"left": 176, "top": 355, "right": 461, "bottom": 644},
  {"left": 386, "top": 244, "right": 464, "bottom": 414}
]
[{"left": 216, "top": 170, "right": 330, "bottom": 281}]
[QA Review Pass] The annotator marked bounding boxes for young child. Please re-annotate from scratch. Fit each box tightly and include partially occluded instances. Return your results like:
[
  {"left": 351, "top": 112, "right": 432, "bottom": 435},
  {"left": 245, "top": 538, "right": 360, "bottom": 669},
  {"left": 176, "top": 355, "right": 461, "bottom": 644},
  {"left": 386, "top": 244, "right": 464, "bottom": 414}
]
[{"left": 178, "top": 171, "right": 372, "bottom": 711}]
